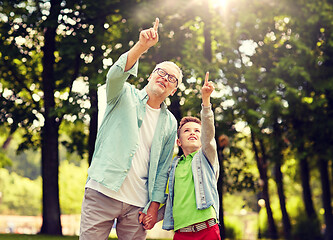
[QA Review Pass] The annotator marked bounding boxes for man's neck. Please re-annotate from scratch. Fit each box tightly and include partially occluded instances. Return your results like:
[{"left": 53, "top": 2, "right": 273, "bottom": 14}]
[
  {"left": 146, "top": 88, "right": 163, "bottom": 109},
  {"left": 147, "top": 97, "right": 162, "bottom": 109}
]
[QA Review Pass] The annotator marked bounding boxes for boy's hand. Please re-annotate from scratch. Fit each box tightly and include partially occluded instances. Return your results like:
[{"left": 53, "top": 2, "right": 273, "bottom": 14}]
[
  {"left": 138, "top": 17, "right": 159, "bottom": 50},
  {"left": 139, "top": 211, "right": 153, "bottom": 229},
  {"left": 202, "top": 72, "right": 214, "bottom": 106}
]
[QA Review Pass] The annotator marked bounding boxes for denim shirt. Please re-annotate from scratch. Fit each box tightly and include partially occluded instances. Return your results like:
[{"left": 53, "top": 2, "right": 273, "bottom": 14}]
[
  {"left": 87, "top": 51, "right": 177, "bottom": 213},
  {"left": 162, "top": 105, "right": 220, "bottom": 230}
]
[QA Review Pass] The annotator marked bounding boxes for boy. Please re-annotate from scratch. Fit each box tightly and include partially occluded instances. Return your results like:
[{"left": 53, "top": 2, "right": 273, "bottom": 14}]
[{"left": 143, "top": 72, "right": 220, "bottom": 239}]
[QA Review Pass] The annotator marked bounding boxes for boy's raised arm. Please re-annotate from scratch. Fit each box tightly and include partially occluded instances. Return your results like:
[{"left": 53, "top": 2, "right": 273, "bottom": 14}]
[{"left": 201, "top": 72, "right": 219, "bottom": 171}]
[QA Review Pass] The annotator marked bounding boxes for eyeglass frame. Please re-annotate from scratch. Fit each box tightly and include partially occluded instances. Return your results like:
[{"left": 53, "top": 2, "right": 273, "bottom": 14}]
[{"left": 153, "top": 68, "right": 179, "bottom": 86}]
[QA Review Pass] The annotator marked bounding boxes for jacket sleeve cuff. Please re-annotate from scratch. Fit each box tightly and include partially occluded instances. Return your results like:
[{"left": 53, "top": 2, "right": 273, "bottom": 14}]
[
  {"left": 201, "top": 103, "right": 213, "bottom": 116},
  {"left": 114, "top": 51, "right": 139, "bottom": 77}
]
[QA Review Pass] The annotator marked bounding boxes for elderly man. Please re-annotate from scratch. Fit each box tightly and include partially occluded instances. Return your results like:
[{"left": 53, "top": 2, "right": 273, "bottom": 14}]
[{"left": 79, "top": 18, "right": 183, "bottom": 240}]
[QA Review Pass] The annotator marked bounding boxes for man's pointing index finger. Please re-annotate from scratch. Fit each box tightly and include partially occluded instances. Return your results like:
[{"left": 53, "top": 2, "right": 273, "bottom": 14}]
[{"left": 153, "top": 17, "right": 159, "bottom": 31}]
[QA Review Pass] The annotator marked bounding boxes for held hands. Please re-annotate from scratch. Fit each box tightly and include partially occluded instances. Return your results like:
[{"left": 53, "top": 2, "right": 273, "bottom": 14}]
[
  {"left": 138, "top": 17, "right": 159, "bottom": 51},
  {"left": 139, "top": 211, "right": 154, "bottom": 230},
  {"left": 202, "top": 72, "right": 215, "bottom": 106},
  {"left": 138, "top": 201, "right": 159, "bottom": 230}
]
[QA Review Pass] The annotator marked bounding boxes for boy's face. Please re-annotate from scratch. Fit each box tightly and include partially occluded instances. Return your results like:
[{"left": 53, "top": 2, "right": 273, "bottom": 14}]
[{"left": 177, "top": 121, "right": 202, "bottom": 155}]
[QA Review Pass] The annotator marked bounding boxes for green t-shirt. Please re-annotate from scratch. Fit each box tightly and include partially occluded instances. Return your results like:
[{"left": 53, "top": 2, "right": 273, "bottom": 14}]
[{"left": 173, "top": 151, "right": 215, "bottom": 231}]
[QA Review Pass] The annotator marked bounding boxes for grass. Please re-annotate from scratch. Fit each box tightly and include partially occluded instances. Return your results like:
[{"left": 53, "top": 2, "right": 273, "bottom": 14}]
[
  {"left": 0, "top": 234, "right": 115, "bottom": 240},
  {"left": 0, "top": 234, "right": 170, "bottom": 240},
  {"left": 0, "top": 234, "right": 79, "bottom": 240}
]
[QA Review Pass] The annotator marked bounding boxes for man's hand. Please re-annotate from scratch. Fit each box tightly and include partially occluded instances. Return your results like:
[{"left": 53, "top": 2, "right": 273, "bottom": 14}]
[
  {"left": 202, "top": 72, "right": 214, "bottom": 106},
  {"left": 125, "top": 18, "right": 160, "bottom": 71},
  {"left": 138, "top": 17, "right": 159, "bottom": 50}
]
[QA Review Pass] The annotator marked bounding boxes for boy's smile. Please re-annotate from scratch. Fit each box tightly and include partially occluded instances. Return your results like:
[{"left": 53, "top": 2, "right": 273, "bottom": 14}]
[{"left": 188, "top": 135, "right": 198, "bottom": 141}]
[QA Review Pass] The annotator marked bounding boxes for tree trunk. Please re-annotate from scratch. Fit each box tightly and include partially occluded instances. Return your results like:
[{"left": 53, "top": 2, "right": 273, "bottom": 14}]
[
  {"left": 40, "top": 118, "right": 61, "bottom": 235},
  {"left": 88, "top": 87, "right": 98, "bottom": 166},
  {"left": 202, "top": 1, "right": 212, "bottom": 63},
  {"left": 2, "top": 135, "right": 12, "bottom": 149},
  {"left": 169, "top": 94, "right": 183, "bottom": 157},
  {"left": 292, "top": 116, "right": 318, "bottom": 220},
  {"left": 299, "top": 147, "right": 317, "bottom": 218},
  {"left": 217, "top": 135, "right": 228, "bottom": 240},
  {"left": 274, "top": 160, "right": 291, "bottom": 239},
  {"left": 39, "top": 0, "right": 62, "bottom": 235},
  {"left": 258, "top": 138, "right": 278, "bottom": 239},
  {"left": 250, "top": 129, "right": 278, "bottom": 239},
  {"left": 272, "top": 123, "right": 291, "bottom": 239},
  {"left": 318, "top": 158, "right": 333, "bottom": 240}
]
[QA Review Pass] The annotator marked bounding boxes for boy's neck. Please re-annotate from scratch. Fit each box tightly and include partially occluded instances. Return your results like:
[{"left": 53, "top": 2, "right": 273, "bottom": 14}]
[{"left": 182, "top": 148, "right": 199, "bottom": 157}]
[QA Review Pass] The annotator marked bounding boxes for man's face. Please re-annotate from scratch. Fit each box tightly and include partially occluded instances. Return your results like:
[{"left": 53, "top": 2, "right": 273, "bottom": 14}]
[
  {"left": 147, "top": 62, "right": 180, "bottom": 99},
  {"left": 177, "top": 122, "right": 202, "bottom": 154}
]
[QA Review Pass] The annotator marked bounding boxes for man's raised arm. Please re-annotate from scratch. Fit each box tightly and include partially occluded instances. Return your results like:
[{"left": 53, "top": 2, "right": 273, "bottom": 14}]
[{"left": 125, "top": 18, "right": 159, "bottom": 72}]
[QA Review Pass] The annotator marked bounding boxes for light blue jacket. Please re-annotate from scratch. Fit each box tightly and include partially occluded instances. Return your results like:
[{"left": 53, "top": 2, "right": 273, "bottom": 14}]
[
  {"left": 162, "top": 105, "right": 220, "bottom": 230},
  {"left": 87, "top": 52, "right": 177, "bottom": 213}
]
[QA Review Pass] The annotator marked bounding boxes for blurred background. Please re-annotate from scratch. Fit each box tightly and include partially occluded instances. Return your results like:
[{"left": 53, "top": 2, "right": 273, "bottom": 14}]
[{"left": 0, "top": 0, "right": 332, "bottom": 239}]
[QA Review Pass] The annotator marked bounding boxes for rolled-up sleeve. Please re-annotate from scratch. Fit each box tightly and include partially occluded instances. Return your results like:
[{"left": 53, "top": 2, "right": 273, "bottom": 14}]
[{"left": 106, "top": 52, "right": 139, "bottom": 103}]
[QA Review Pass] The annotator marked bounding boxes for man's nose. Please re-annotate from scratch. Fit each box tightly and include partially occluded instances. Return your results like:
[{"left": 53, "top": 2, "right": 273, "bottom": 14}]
[{"left": 161, "top": 75, "right": 168, "bottom": 82}]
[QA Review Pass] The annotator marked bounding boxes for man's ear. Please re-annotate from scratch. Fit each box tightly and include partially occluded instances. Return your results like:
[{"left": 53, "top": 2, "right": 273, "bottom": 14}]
[
  {"left": 176, "top": 138, "right": 182, "bottom": 147},
  {"left": 170, "top": 88, "right": 177, "bottom": 96}
]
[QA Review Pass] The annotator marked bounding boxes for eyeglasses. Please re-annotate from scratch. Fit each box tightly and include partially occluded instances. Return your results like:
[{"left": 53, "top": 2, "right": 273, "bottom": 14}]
[{"left": 153, "top": 68, "right": 178, "bottom": 85}]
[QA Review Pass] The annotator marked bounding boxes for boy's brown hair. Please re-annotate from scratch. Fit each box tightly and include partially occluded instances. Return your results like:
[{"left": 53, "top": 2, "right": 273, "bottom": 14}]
[{"left": 177, "top": 116, "right": 201, "bottom": 137}]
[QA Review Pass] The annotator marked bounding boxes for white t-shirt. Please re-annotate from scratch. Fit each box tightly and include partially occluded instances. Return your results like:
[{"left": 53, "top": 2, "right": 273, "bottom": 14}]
[{"left": 87, "top": 104, "right": 161, "bottom": 207}]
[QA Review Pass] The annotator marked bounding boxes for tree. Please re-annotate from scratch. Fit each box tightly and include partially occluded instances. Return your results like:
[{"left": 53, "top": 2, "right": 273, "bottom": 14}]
[{"left": 0, "top": 0, "right": 128, "bottom": 234}]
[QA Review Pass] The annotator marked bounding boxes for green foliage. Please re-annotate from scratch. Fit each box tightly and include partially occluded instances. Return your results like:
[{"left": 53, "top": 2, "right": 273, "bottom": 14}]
[
  {"left": 4, "top": 129, "right": 41, "bottom": 180},
  {"left": 0, "top": 169, "right": 42, "bottom": 215},
  {"left": 224, "top": 214, "right": 254, "bottom": 239},
  {"left": 1, "top": 0, "right": 333, "bottom": 237},
  {"left": 60, "top": 120, "right": 89, "bottom": 159},
  {"left": 59, "top": 160, "right": 88, "bottom": 214},
  {"left": 0, "top": 149, "right": 12, "bottom": 168},
  {"left": 0, "top": 159, "right": 88, "bottom": 216}
]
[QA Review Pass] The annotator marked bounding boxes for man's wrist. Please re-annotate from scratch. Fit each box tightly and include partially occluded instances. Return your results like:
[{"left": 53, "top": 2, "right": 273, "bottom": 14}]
[{"left": 136, "top": 41, "right": 150, "bottom": 53}]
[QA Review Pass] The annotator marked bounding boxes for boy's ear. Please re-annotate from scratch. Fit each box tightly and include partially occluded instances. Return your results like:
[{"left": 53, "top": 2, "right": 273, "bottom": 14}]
[{"left": 176, "top": 138, "right": 182, "bottom": 147}]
